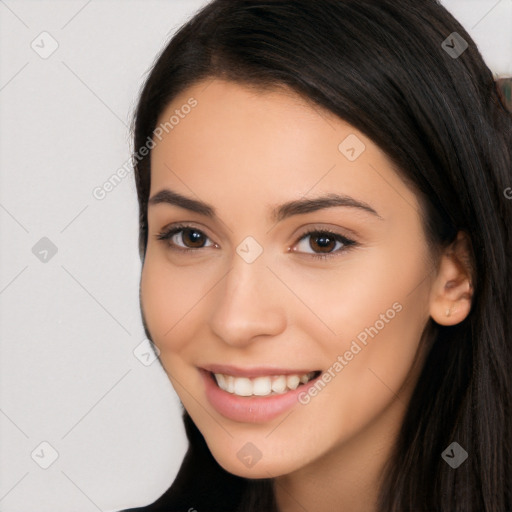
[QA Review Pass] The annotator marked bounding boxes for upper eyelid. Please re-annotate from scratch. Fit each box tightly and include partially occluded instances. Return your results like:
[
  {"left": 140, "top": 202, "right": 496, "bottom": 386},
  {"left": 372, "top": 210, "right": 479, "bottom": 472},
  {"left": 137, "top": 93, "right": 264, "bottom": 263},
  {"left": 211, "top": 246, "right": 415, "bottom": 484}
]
[{"left": 157, "top": 223, "right": 216, "bottom": 243}]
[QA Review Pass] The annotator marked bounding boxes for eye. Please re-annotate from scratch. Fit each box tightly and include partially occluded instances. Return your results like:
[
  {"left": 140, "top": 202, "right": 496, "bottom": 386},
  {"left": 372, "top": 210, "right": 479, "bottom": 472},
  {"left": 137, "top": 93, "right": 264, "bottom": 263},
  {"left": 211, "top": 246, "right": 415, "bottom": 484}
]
[
  {"left": 292, "top": 229, "right": 357, "bottom": 260},
  {"left": 156, "top": 224, "right": 216, "bottom": 253},
  {"left": 156, "top": 224, "right": 357, "bottom": 260}
]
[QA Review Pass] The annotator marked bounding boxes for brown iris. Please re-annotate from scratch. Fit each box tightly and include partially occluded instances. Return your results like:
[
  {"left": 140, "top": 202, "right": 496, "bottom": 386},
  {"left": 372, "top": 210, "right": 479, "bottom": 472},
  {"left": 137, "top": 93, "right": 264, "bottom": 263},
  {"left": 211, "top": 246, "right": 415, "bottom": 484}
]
[
  {"left": 309, "top": 233, "right": 337, "bottom": 253},
  {"left": 181, "top": 228, "right": 206, "bottom": 248}
]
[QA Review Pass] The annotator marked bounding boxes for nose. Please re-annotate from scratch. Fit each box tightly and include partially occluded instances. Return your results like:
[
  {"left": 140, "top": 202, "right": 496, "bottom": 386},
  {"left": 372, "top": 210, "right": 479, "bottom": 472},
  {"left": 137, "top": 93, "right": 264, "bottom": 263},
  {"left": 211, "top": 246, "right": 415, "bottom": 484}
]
[{"left": 209, "top": 254, "right": 287, "bottom": 348}]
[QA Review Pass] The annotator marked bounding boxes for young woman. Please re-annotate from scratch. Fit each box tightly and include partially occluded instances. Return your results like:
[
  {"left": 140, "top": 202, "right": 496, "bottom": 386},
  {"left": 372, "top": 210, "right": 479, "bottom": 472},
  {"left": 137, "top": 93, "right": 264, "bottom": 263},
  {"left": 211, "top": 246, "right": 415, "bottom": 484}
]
[{"left": 122, "top": 1, "right": 512, "bottom": 510}]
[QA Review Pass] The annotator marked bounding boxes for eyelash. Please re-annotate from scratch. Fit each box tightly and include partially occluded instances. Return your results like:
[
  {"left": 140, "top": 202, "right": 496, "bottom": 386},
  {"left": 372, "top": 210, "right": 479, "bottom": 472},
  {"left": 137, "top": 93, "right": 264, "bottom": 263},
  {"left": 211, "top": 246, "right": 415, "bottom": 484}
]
[{"left": 155, "top": 224, "right": 357, "bottom": 260}]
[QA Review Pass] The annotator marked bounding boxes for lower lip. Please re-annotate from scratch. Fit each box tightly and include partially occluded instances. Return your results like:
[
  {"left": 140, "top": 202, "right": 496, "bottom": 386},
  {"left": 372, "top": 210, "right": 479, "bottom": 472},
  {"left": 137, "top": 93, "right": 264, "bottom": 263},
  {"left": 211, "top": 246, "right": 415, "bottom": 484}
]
[{"left": 200, "top": 368, "right": 321, "bottom": 424}]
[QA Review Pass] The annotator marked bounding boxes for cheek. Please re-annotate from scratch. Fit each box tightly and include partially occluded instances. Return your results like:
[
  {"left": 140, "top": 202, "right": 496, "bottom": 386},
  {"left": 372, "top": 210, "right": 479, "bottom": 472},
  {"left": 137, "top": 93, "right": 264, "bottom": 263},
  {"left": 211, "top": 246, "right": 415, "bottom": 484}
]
[
  {"left": 140, "top": 253, "right": 197, "bottom": 352},
  {"left": 276, "top": 238, "right": 430, "bottom": 413},
  {"left": 274, "top": 239, "right": 429, "bottom": 348},
  {"left": 309, "top": 301, "right": 427, "bottom": 446},
  {"left": 303, "top": 252, "right": 430, "bottom": 433}
]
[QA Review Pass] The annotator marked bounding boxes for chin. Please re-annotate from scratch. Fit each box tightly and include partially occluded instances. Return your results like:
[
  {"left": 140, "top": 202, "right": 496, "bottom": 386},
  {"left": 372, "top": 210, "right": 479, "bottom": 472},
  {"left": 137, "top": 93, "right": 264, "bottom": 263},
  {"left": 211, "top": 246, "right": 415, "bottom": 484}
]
[{"left": 205, "top": 439, "right": 300, "bottom": 479}]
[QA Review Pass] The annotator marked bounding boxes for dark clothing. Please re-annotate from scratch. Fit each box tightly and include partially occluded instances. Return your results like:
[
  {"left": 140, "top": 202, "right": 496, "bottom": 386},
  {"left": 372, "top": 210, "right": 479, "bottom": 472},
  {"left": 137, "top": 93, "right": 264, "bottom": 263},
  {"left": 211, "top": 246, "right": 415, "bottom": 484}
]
[{"left": 120, "top": 412, "right": 249, "bottom": 512}]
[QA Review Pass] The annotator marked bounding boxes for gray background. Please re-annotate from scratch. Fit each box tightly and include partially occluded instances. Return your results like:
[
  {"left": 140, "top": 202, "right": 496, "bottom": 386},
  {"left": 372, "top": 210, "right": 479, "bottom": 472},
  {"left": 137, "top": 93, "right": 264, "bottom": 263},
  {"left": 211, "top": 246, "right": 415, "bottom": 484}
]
[{"left": 0, "top": 1, "right": 510, "bottom": 511}]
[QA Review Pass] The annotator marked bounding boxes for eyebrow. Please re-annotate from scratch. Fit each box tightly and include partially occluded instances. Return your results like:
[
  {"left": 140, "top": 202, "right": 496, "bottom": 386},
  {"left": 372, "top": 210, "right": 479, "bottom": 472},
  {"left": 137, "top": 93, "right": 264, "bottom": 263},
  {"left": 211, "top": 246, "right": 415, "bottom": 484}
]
[{"left": 148, "top": 188, "right": 382, "bottom": 222}]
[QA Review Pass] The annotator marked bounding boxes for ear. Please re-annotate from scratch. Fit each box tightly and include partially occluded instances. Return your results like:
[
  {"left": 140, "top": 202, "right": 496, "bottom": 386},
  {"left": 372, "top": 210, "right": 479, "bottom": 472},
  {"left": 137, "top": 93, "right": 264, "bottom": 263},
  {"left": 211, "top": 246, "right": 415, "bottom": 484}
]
[{"left": 429, "top": 231, "right": 474, "bottom": 326}]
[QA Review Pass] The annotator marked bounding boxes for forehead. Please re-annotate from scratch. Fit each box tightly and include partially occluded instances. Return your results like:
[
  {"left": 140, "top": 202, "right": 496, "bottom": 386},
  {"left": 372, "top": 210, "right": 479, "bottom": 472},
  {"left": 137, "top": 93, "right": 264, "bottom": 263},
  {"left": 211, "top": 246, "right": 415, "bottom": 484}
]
[
  {"left": 153, "top": 78, "right": 347, "bottom": 165},
  {"left": 149, "top": 79, "right": 420, "bottom": 224}
]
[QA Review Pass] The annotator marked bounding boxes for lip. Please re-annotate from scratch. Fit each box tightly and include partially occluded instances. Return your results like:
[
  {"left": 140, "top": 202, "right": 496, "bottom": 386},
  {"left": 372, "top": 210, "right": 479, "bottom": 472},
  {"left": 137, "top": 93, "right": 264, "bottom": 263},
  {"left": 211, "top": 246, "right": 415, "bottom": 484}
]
[
  {"left": 199, "top": 368, "right": 322, "bottom": 423},
  {"left": 201, "top": 363, "right": 319, "bottom": 378}
]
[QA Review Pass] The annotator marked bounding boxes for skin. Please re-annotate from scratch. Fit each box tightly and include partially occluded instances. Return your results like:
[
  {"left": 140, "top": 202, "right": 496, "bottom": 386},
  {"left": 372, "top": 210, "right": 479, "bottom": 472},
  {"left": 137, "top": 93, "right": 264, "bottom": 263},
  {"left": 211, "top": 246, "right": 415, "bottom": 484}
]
[{"left": 140, "top": 79, "right": 473, "bottom": 512}]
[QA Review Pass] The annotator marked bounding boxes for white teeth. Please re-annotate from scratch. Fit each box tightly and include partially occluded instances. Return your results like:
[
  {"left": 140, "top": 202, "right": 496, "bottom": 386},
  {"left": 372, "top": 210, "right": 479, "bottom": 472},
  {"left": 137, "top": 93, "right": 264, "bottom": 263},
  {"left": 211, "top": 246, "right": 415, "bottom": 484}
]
[
  {"left": 213, "top": 371, "right": 317, "bottom": 397},
  {"left": 252, "top": 376, "right": 272, "bottom": 396},
  {"left": 233, "top": 377, "right": 253, "bottom": 396},
  {"left": 287, "top": 375, "right": 300, "bottom": 390},
  {"left": 216, "top": 373, "right": 226, "bottom": 389},
  {"left": 271, "top": 375, "right": 288, "bottom": 394},
  {"left": 226, "top": 375, "right": 235, "bottom": 393}
]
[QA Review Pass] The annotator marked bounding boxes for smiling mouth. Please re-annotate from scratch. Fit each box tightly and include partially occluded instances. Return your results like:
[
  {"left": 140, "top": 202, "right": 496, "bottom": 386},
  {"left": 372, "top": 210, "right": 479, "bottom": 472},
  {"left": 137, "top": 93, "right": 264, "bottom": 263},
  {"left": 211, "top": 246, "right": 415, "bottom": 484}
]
[{"left": 209, "top": 370, "right": 322, "bottom": 397}]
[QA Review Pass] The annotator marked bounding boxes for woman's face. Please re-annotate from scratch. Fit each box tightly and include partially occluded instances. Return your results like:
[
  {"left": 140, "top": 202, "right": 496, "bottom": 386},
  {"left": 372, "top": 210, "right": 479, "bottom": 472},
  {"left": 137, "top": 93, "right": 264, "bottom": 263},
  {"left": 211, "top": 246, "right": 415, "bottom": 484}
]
[{"left": 140, "top": 79, "right": 435, "bottom": 478}]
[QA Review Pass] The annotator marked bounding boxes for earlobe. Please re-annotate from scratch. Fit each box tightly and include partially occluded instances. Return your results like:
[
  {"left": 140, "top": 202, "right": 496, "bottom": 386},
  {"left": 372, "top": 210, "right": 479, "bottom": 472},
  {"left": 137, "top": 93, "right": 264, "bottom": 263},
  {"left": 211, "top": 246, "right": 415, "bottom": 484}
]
[{"left": 429, "top": 231, "right": 474, "bottom": 326}]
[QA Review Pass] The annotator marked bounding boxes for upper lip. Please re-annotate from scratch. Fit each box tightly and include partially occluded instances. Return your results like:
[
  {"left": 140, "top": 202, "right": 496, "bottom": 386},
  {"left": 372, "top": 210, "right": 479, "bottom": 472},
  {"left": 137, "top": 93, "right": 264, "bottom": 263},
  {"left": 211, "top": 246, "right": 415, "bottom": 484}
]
[{"left": 201, "top": 364, "right": 320, "bottom": 378}]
